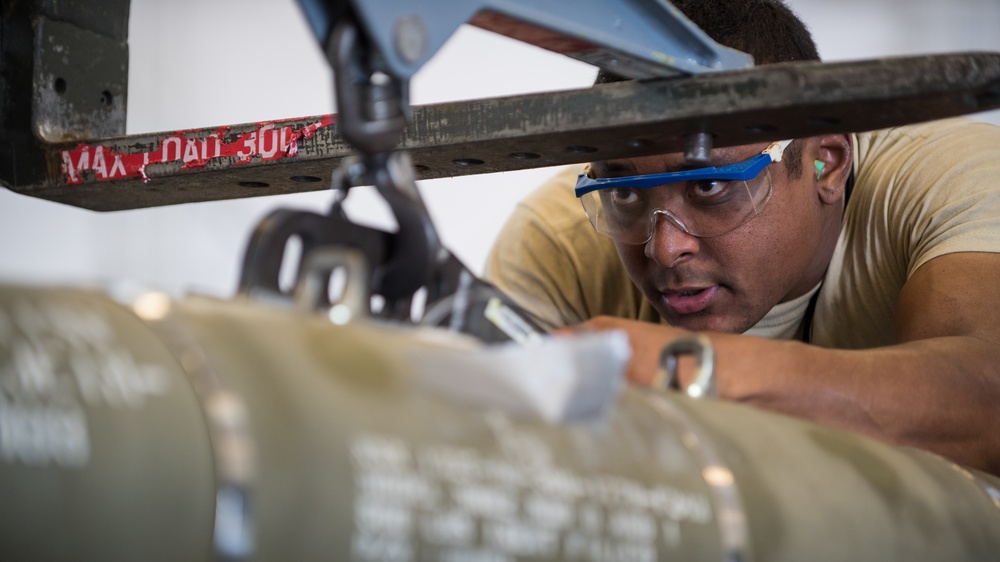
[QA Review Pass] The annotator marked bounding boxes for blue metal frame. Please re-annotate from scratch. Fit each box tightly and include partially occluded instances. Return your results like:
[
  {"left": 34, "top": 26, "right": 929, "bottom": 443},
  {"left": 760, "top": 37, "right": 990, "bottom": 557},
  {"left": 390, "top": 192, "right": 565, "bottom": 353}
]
[{"left": 297, "top": 0, "right": 753, "bottom": 80}]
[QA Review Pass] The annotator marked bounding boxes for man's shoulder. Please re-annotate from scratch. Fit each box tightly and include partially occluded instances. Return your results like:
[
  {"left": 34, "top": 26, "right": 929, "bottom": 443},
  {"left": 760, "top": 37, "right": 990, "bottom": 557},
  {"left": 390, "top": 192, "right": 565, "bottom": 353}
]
[
  {"left": 485, "top": 165, "right": 652, "bottom": 328},
  {"left": 819, "top": 118, "right": 1000, "bottom": 348},
  {"left": 856, "top": 117, "right": 1000, "bottom": 173},
  {"left": 850, "top": 117, "right": 1000, "bottom": 212},
  {"left": 511, "top": 166, "right": 593, "bottom": 230}
]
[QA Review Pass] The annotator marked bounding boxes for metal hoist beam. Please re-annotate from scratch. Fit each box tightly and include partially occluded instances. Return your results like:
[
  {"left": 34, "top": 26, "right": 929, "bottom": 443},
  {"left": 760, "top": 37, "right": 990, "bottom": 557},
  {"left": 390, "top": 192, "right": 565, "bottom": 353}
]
[{"left": 0, "top": 0, "right": 998, "bottom": 212}]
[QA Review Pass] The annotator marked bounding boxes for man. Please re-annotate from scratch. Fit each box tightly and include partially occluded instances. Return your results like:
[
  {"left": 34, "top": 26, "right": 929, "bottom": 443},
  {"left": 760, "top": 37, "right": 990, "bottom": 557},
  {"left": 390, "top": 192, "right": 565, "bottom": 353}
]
[{"left": 484, "top": 0, "right": 1000, "bottom": 475}]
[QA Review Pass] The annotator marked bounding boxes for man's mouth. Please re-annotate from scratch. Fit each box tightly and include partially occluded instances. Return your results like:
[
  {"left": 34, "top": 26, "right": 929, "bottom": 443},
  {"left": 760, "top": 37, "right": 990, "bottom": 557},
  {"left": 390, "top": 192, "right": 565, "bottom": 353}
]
[{"left": 662, "top": 286, "right": 720, "bottom": 315}]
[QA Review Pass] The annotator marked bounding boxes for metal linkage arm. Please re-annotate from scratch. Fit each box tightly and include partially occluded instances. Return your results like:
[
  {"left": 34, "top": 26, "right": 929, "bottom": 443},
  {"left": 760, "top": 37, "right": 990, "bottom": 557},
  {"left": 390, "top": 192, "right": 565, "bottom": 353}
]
[{"left": 297, "top": 0, "right": 752, "bottom": 82}]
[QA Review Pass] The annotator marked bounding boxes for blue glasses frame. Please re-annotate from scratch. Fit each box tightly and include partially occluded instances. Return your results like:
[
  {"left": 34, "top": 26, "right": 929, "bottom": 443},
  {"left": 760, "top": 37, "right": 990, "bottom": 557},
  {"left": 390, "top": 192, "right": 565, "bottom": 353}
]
[{"left": 575, "top": 139, "right": 793, "bottom": 197}]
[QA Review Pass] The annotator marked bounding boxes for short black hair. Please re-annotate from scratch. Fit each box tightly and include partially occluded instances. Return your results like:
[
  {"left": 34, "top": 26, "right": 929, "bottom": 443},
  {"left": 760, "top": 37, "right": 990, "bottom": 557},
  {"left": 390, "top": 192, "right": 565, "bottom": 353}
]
[
  {"left": 595, "top": 0, "right": 820, "bottom": 178},
  {"left": 677, "top": 0, "right": 820, "bottom": 64},
  {"left": 596, "top": 0, "right": 820, "bottom": 85}
]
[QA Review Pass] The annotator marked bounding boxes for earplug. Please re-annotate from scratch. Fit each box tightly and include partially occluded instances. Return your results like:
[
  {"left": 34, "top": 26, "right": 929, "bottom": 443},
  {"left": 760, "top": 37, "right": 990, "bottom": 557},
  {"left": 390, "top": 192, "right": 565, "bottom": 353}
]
[{"left": 814, "top": 160, "right": 826, "bottom": 180}]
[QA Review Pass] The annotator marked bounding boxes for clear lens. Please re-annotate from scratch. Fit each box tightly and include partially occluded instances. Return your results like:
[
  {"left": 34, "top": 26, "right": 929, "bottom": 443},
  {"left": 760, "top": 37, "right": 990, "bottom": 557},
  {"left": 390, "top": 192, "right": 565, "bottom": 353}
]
[{"left": 580, "top": 168, "right": 773, "bottom": 243}]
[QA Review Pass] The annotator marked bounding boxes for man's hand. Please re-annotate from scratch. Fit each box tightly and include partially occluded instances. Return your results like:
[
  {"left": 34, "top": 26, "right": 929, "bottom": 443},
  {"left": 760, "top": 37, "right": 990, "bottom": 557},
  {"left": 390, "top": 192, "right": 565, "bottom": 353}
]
[
  {"left": 560, "top": 315, "right": 790, "bottom": 401},
  {"left": 558, "top": 253, "right": 1000, "bottom": 476},
  {"left": 559, "top": 316, "right": 689, "bottom": 388}
]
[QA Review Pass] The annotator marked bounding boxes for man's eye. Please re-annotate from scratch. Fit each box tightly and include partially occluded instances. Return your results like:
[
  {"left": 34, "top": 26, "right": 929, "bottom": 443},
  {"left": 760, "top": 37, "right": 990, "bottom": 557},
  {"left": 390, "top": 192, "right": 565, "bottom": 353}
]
[
  {"left": 689, "top": 180, "right": 732, "bottom": 201},
  {"left": 608, "top": 187, "right": 640, "bottom": 206}
]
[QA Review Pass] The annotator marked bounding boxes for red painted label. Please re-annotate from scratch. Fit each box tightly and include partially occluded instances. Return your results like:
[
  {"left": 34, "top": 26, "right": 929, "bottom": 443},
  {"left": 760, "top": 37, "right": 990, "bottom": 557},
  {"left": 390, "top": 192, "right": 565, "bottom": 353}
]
[{"left": 60, "top": 115, "right": 336, "bottom": 185}]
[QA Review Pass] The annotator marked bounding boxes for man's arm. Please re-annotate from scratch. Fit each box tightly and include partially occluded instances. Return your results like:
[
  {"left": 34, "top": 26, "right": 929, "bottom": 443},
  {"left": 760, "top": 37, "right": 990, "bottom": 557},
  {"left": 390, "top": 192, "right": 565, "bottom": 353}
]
[{"left": 577, "top": 252, "right": 1000, "bottom": 475}]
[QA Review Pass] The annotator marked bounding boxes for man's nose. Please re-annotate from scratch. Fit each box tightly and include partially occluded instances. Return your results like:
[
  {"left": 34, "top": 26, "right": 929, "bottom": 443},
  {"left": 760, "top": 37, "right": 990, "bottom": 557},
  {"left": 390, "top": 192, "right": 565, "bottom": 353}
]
[{"left": 644, "top": 211, "right": 701, "bottom": 267}]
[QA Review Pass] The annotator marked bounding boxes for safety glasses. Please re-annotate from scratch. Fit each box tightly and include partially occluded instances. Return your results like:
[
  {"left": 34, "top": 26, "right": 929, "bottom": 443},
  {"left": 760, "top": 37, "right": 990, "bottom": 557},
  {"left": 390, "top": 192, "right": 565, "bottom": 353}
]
[{"left": 576, "top": 140, "right": 793, "bottom": 242}]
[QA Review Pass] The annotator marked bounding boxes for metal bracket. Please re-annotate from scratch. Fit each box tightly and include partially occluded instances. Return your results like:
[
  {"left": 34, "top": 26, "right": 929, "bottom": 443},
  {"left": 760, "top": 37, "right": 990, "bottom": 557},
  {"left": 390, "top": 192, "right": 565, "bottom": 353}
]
[
  {"left": 294, "top": 247, "right": 370, "bottom": 324},
  {"left": 1, "top": 0, "right": 129, "bottom": 188},
  {"left": 236, "top": 207, "right": 390, "bottom": 305},
  {"left": 31, "top": 16, "right": 128, "bottom": 143},
  {"left": 237, "top": 200, "right": 542, "bottom": 342}
]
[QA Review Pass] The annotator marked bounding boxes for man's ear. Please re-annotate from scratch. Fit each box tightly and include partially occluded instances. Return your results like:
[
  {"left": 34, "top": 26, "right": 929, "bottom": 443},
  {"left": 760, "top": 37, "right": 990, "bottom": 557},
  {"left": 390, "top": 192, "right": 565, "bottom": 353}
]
[{"left": 812, "top": 134, "right": 852, "bottom": 205}]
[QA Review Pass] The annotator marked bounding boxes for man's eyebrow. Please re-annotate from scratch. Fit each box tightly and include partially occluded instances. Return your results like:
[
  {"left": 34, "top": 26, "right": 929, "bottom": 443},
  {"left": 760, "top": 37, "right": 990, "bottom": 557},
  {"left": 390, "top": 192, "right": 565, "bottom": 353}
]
[
  {"left": 590, "top": 161, "right": 631, "bottom": 177},
  {"left": 591, "top": 147, "right": 755, "bottom": 178},
  {"left": 592, "top": 160, "right": 680, "bottom": 178},
  {"left": 591, "top": 160, "right": 696, "bottom": 178}
]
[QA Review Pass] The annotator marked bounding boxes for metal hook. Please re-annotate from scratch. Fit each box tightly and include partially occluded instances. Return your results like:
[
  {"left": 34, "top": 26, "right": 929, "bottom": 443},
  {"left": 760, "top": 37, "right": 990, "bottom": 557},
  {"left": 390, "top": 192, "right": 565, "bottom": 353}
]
[
  {"left": 659, "top": 333, "right": 717, "bottom": 398},
  {"left": 328, "top": 21, "right": 408, "bottom": 155},
  {"left": 326, "top": 19, "right": 441, "bottom": 302}
]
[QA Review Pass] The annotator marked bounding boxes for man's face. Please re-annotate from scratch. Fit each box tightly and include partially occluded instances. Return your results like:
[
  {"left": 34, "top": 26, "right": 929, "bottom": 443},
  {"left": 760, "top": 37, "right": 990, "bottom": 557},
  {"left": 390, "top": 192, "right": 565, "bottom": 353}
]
[{"left": 593, "top": 142, "right": 827, "bottom": 333}]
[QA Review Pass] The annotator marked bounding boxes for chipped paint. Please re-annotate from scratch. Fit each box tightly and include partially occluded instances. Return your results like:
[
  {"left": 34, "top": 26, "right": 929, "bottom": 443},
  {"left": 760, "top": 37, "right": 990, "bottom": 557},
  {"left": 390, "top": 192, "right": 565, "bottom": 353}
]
[{"left": 59, "top": 115, "right": 336, "bottom": 185}]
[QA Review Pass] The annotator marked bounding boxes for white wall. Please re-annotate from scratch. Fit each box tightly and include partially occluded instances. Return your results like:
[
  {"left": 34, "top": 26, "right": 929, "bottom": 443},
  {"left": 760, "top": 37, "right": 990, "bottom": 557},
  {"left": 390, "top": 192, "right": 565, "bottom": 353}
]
[{"left": 1, "top": 0, "right": 998, "bottom": 297}]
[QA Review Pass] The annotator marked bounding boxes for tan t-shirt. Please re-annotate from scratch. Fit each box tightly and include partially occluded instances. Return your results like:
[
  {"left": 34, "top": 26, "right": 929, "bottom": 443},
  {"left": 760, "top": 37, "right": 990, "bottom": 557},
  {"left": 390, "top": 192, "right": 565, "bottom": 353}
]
[{"left": 484, "top": 118, "right": 1000, "bottom": 348}]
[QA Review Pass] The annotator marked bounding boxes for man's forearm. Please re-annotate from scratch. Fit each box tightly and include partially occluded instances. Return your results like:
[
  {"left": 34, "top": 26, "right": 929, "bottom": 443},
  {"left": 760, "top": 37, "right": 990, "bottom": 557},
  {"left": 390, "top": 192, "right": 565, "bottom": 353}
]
[
  {"left": 579, "top": 316, "right": 1000, "bottom": 475},
  {"left": 712, "top": 333, "right": 1000, "bottom": 472}
]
